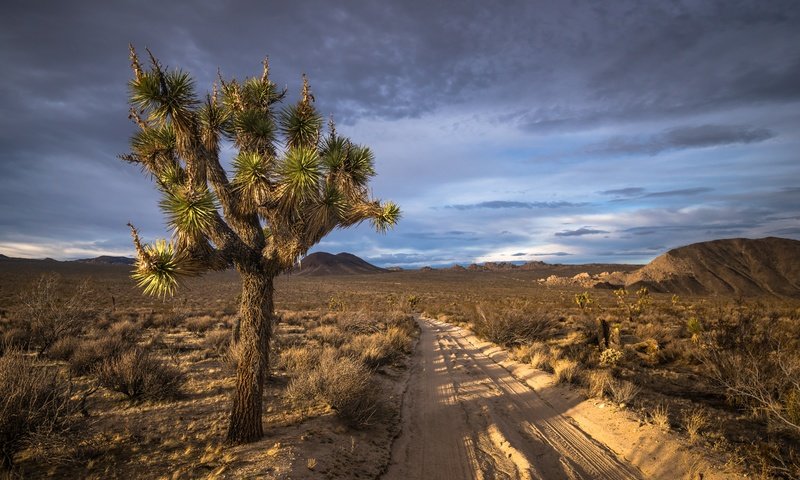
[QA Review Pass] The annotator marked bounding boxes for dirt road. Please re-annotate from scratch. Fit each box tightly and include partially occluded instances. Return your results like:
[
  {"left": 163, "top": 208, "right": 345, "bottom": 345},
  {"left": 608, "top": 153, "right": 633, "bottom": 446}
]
[{"left": 383, "top": 318, "right": 643, "bottom": 480}]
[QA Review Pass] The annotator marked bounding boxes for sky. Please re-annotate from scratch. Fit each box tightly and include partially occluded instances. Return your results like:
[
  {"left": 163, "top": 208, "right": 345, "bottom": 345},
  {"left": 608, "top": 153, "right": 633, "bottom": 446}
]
[{"left": 1, "top": 0, "right": 799, "bottom": 268}]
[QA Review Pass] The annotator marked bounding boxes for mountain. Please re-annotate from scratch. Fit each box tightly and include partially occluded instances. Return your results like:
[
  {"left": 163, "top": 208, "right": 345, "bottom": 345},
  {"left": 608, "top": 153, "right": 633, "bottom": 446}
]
[
  {"left": 292, "top": 252, "right": 386, "bottom": 276},
  {"left": 73, "top": 256, "right": 136, "bottom": 265},
  {"left": 625, "top": 237, "right": 800, "bottom": 297}
]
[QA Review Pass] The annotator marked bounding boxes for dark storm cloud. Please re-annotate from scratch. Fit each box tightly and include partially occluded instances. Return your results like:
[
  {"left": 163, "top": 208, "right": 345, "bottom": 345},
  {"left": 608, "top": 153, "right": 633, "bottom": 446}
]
[
  {"left": 590, "top": 125, "right": 775, "bottom": 156},
  {"left": 555, "top": 227, "right": 609, "bottom": 237},
  {"left": 445, "top": 201, "right": 588, "bottom": 210}
]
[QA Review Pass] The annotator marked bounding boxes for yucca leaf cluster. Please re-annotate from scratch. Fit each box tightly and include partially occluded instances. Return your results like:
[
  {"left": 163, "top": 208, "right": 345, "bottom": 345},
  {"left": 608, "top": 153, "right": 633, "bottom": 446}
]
[{"left": 122, "top": 47, "right": 399, "bottom": 296}]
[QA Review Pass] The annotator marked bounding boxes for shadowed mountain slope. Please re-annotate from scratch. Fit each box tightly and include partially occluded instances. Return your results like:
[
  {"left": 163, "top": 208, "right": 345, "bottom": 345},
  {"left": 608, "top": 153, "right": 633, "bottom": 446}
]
[
  {"left": 625, "top": 237, "right": 800, "bottom": 297},
  {"left": 292, "top": 252, "right": 386, "bottom": 276}
]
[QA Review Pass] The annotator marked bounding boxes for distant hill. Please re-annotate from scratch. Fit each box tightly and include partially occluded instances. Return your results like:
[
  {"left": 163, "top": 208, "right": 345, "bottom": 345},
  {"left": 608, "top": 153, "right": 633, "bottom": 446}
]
[
  {"left": 73, "top": 256, "right": 136, "bottom": 265},
  {"left": 626, "top": 237, "right": 800, "bottom": 297},
  {"left": 292, "top": 252, "right": 386, "bottom": 276}
]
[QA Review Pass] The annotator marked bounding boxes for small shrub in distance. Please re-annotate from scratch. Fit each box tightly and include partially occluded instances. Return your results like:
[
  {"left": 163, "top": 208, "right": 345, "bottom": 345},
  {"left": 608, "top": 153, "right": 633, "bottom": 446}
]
[
  {"left": 651, "top": 403, "right": 670, "bottom": 431},
  {"left": 20, "top": 274, "right": 92, "bottom": 354},
  {"left": 95, "top": 348, "right": 183, "bottom": 402},
  {"left": 473, "top": 306, "right": 555, "bottom": 346},
  {"left": 47, "top": 336, "right": 81, "bottom": 361},
  {"left": 68, "top": 335, "right": 132, "bottom": 376},
  {"left": 0, "top": 349, "right": 74, "bottom": 469},
  {"left": 599, "top": 348, "right": 624, "bottom": 367},
  {"left": 683, "top": 407, "right": 709, "bottom": 443}
]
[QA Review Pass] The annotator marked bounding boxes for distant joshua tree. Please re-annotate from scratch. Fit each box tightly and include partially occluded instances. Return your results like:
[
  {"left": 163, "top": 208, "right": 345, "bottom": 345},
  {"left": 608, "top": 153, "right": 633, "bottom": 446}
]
[{"left": 121, "top": 46, "right": 399, "bottom": 443}]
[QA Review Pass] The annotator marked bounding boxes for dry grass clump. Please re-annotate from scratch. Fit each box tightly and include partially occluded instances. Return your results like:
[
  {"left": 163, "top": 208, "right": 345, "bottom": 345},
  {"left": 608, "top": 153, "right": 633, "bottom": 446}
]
[
  {"left": 68, "top": 334, "right": 135, "bottom": 376},
  {"left": 185, "top": 315, "right": 218, "bottom": 333},
  {"left": 472, "top": 305, "right": 556, "bottom": 347},
  {"left": 553, "top": 359, "right": 582, "bottom": 385},
  {"left": 277, "top": 345, "right": 321, "bottom": 373},
  {"left": 95, "top": 348, "right": 183, "bottom": 402},
  {"left": 529, "top": 342, "right": 554, "bottom": 372},
  {"left": 46, "top": 336, "right": 81, "bottom": 361},
  {"left": 286, "top": 348, "right": 380, "bottom": 426},
  {"left": 202, "top": 329, "right": 231, "bottom": 357},
  {"left": 309, "top": 325, "right": 346, "bottom": 347},
  {"left": 0, "top": 349, "right": 75, "bottom": 469},
  {"left": 609, "top": 379, "right": 640, "bottom": 405},
  {"left": 651, "top": 403, "right": 670, "bottom": 431},
  {"left": 586, "top": 370, "right": 613, "bottom": 398},
  {"left": 342, "top": 326, "right": 413, "bottom": 369},
  {"left": 2, "top": 328, "right": 31, "bottom": 352},
  {"left": 683, "top": 407, "right": 709, "bottom": 443}
]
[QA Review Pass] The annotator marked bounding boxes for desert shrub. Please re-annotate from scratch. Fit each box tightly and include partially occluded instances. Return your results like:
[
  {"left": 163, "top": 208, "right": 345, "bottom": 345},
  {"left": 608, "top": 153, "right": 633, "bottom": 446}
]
[
  {"left": 19, "top": 274, "right": 92, "bottom": 354},
  {"left": 529, "top": 342, "right": 554, "bottom": 372},
  {"left": 0, "top": 350, "right": 75, "bottom": 469},
  {"left": 185, "top": 315, "right": 218, "bottom": 333},
  {"left": 277, "top": 345, "right": 321, "bottom": 374},
  {"left": 683, "top": 407, "right": 709, "bottom": 442},
  {"left": 203, "top": 329, "right": 231, "bottom": 357},
  {"left": 107, "top": 319, "right": 141, "bottom": 339},
  {"left": 95, "top": 348, "right": 183, "bottom": 402},
  {"left": 651, "top": 403, "right": 670, "bottom": 431},
  {"left": 699, "top": 313, "right": 800, "bottom": 433},
  {"left": 336, "top": 314, "right": 379, "bottom": 335},
  {"left": 2, "top": 327, "right": 31, "bottom": 352},
  {"left": 609, "top": 379, "right": 640, "bottom": 405},
  {"left": 586, "top": 370, "right": 613, "bottom": 398},
  {"left": 68, "top": 335, "right": 133, "bottom": 376},
  {"left": 286, "top": 348, "right": 380, "bottom": 426},
  {"left": 472, "top": 305, "right": 555, "bottom": 346},
  {"left": 309, "top": 325, "right": 346, "bottom": 347},
  {"left": 553, "top": 359, "right": 581, "bottom": 385},
  {"left": 47, "top": 336, "right": 81, "bottom": 361}
]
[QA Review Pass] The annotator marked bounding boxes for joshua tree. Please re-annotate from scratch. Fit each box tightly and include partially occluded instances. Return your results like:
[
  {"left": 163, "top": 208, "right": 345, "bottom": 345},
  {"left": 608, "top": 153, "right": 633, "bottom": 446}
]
[{"left": 121, "top": 46, "right": 399, "bottom": 443}]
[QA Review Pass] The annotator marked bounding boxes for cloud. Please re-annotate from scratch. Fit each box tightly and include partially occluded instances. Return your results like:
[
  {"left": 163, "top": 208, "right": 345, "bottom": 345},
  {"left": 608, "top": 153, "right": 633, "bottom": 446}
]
[
  {"left": 555, "top": 227, "right": 609, "bottom": 237},
  {"left": 599, "top": 187, "right": 645, "bottom": 197},
  {"left": 644, "top": 187, "right": 714, "bottom": 198},
  {"left": 445, "top": 200, "right": 588, "bottom": 210},
  {"left": 590, "top": 124, "right": 775, "bottom": 156}
]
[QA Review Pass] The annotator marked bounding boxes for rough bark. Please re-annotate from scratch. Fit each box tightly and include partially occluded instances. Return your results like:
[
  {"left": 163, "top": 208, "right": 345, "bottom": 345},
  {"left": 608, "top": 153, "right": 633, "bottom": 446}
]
[{"left": 226, "top": 269, "right": 273, "bottom": 444}]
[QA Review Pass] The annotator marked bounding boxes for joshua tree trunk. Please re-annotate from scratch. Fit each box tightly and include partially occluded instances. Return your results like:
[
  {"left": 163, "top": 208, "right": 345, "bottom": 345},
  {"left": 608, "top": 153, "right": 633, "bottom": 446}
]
[{"left": 226, "top": 269, "right": 273, "bottom": 443}]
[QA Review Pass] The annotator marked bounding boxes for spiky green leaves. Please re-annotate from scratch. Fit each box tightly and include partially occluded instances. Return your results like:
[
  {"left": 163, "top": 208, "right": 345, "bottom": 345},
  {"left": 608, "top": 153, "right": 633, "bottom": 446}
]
[
  {"left": 232, "top": 151, "right": 273, "bottom": 211},
  {"left": 277, "top": 147, "right": 321, "bottom": 210},
  {"left": 129, "top": 70, "right": 197, "bottom": 126},
  {"left": 372, "top": 201, "right": 401, "bottom": 233},
  {"left": 159, "top": 187, "right": 219, "bottom": 241},
  {"left": 280, "top": 103, "right": 322, "bottom": 150},
  {"left": 131, "top": 239, "right": 199, "bottom": 298},
  {"left": 233, "top": 109, "right": 276, "bottom": 153}
]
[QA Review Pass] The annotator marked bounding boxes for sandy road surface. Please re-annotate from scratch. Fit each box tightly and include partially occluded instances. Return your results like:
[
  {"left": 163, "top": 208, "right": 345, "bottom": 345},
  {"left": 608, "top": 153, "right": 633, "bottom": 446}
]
[{"left": 383, "top": 318, "right": 643, "bottom": 480}]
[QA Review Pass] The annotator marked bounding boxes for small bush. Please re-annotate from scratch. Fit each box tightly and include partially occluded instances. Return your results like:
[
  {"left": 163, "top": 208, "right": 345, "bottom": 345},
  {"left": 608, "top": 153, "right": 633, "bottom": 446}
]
[
  {"left": 683, "top": 407, "right": 709, "bottom": 442},
  {"left": 344, "top": 328, "right": 410, "bottom": 368},
  {"left": 20, "top": 274, "right": 92, "bottom": 354},
  {"left": 651, "top": 403, "right": 670, "bottom": 431},
  {"left": 185, "top": 315, "right": 218, "bottom": 333},
  {"left": 586, "top": 370, "right": 613, "bottom": 398},
  {"left": 309, "top": 325, "right": 346, "bottom": 347},
  {"left": 95, "top": 348, "right": 183, "bottom": 402},
  {"left": 277, "top": 345, "right": 321, "bottom": 374},
  {"left": 0, "top": 350, "right": 75, "bottom": 469},
  {"left": 68, "top": 335, "right": 133, "bottom": 376},
  {"left": 287, "top": 349, "right": 380, "bottom": 426},
  {"left": 553, "top": 359, "right": 581, "bottom": 385},
  {"left": 609, "top": 379, "right": 640, "bottom": 405},
  {"left": 472, "top": 305, "right": 556, "bottom": 347},
  {"left": 2, "top": 328, "right": 31, "bottom": 352},
  {"left": 529, "top": 342, "right": 554, "bottom": 372},
  {"left": 47, "top": 336, "right": 81, "bottom": 361},
  {"left": 203, "top": 329, "right": 231, "bottom": 357}
]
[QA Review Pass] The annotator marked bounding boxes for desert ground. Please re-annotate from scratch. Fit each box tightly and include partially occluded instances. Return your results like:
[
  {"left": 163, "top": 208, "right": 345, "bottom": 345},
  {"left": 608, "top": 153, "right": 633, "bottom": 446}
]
[{"left": 1, "top": 252, "right": 799, "bottom": 479}]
